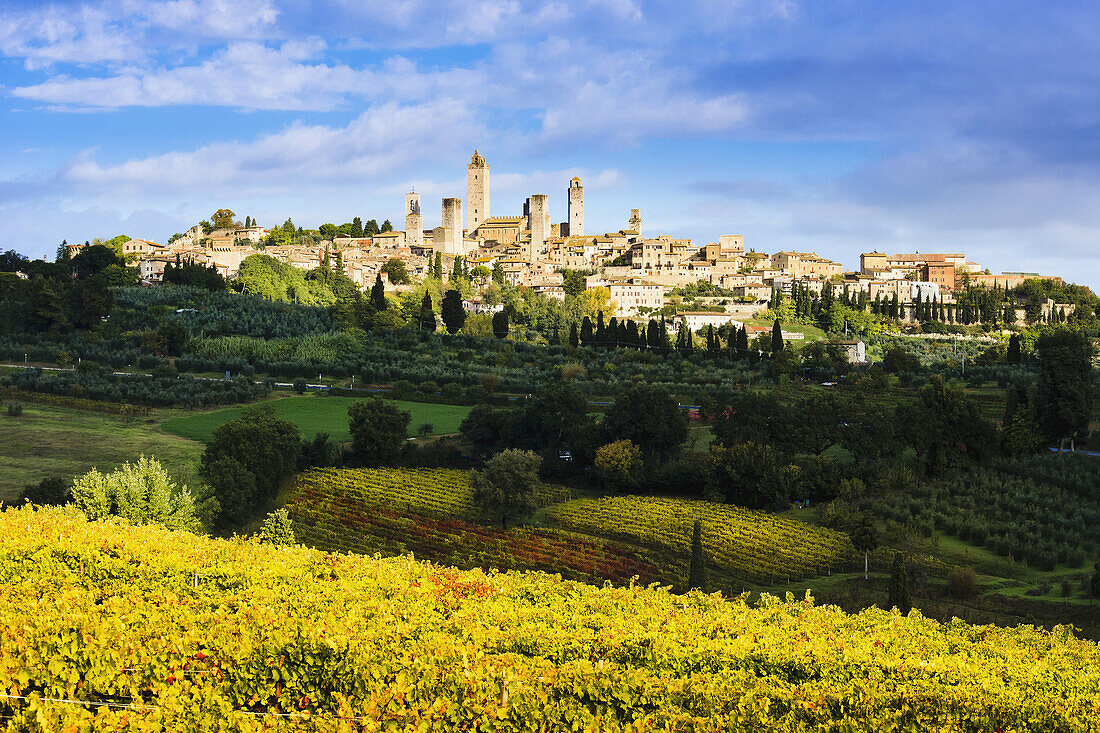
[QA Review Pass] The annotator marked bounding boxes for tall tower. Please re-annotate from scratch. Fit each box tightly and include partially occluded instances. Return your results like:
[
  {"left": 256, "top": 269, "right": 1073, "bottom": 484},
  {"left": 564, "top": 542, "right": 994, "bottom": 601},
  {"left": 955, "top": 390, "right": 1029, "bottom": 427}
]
[
  {"left": 405, "top": 191, "right": 422, "bottom": 249},
  {"left": 440, "top": 197, "right": 463, "bottom": 255},
  {"left": 629, "top": 208, "right": 642, "bottom": 237},
  {"left": 567, "top": 177, "right": 584, "bottom": 237},
  {"left": 526, "top": 194, "right": 549, "bottom": 262},
  {"left": 467, "top": 150, "right": 489, "bottom": 234}
]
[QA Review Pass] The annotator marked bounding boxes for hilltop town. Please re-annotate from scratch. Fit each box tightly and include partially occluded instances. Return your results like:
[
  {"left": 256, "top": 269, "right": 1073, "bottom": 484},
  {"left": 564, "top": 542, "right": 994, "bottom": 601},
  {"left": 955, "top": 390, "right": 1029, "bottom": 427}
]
[{"left": 66, "top": 150, "right": 1069, "bottom": 335}]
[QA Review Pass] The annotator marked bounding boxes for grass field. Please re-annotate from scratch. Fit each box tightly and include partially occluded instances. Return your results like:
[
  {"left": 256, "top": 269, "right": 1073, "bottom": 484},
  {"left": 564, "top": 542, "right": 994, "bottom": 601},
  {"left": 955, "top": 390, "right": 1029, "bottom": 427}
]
[
  {"left": 161, "top": 394, "right": 472, "bottom": 444},
  {"left": 0, "top": 404, "right": 204, "bottom": 502}
]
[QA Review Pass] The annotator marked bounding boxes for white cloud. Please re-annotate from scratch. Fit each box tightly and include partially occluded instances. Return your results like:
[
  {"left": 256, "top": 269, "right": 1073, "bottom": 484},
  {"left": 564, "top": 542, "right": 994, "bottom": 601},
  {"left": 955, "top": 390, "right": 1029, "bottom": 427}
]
[
  {"left": 63, "top": 99, "right": 488, "bottom": 192},
  {"left": 0, "top": 0, "right": 279, "bottom": 69}
]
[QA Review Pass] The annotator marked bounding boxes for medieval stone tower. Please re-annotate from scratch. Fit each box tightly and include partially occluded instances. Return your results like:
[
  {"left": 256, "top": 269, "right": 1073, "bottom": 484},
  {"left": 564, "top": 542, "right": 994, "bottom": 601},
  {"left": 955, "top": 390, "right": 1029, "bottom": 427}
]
[
  {"left": 629, "top": 208, "right": 642, "bottom": 237},
  {"left": 438, "top": 197, "right": 464, "bottom": 255},
  {"left": 568, "top": 177, "right": 584, "bottom": 237},
  {"left": 526, "top": 194, "right": 549, "bottom": 262},
  {"left": 467, "top": 150, "right": 489, "bottom": 233},
  {"left": 404, "top": 191, "right": 422, "bottom": 249}
]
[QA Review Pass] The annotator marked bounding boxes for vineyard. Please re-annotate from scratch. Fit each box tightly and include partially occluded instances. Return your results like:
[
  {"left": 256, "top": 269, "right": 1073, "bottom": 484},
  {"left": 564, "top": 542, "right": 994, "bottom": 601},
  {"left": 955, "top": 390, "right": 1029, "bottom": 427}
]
[
  {"left": 545, "top": 496, "right": 856, "bottom": 585},
  {"left": 286, "top": 468, "right": 658, "bottom": 586},
  {"left": 3, "top": 507, "right": 1100, "bottom": 731},
  {"left": 291, "top": 467, "right": 570, "bottom": 522}
]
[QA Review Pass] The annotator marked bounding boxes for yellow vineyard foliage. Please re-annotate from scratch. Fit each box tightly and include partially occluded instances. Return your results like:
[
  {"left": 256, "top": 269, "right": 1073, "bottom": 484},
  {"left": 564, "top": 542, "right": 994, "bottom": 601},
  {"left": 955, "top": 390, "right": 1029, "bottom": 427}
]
[
  {"left": 293, "top": 467, "right": 570, "bottom": 523},
  {"left": 545, "top": 496, "right": 855, "bottom": 583},
  {"left": 2, "top": 506, "right": 1099, "bottom": 731}
]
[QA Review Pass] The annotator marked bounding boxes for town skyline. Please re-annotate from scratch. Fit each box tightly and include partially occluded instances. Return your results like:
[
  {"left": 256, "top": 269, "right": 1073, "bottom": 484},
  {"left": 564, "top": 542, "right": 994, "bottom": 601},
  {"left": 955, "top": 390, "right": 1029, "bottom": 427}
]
[{"left": 2, "top": 1, "right": 1098, "bottom": 288}]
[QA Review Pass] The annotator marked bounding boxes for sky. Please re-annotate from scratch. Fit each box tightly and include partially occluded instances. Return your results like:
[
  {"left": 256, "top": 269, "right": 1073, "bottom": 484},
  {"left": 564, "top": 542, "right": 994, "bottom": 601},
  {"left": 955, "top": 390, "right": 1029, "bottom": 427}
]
[{"left": 1, "top": 0, "right": 1098, "bottom": 287}]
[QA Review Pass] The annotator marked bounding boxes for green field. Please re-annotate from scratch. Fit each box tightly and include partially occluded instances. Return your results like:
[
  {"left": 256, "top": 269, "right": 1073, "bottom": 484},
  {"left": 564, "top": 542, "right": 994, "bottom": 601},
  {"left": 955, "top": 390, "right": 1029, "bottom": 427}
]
[
  {"left": 161, "top": 395, "right": 473, "bottom": 444},
  {"left": 0, "top": 404, "right": 204, "bottom": 502}
]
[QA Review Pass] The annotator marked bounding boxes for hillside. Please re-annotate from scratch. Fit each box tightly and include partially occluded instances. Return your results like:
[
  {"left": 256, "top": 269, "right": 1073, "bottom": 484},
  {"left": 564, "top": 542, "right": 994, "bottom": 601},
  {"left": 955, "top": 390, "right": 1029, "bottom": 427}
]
[{"left": 2, "top": 507, "right": 1099, "bottom": 730}]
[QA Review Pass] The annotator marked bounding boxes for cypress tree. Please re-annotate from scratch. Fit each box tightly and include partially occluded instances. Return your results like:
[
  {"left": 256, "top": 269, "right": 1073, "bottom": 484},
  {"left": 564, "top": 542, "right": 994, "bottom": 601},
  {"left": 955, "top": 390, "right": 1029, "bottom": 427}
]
[
  {"left": 887, "top": 552, "right": 911, "bottom": 614},
  {"left": 433, "top": 252, "right": 443, "bottom": 280},
  {"left": 580, "top": 316, "right": 594, "bottom": 345},
  {"left": 771, "top": 318, "right": 784, "bottom": 354},
  {"left": 737, "top": 325, "right": 749, "bottom": 355},
  {"left": 688, "top": 520, "right": 707, "bottom": 592},
  {"left": 596, "top": 311, "right": 606, "bottom": 347},
  {"left": 371, "top": 274, "right": 387, "bottom": 311},
  {"left": 1007, "top": 333, "right": 1022, "bottom": 363},
  {"left": 418, "top": 292, "right": 436, "bottom": 332},
  {"left": 647, "top": 319, "right": 661, "bottom": 350},
  {"left": 569, "top": 322, "right": 579, "bottom": 348},
  {"left": 608, "top": 317, "right": 619, "bottom": 347},
  {"left": 492, "top": 310, "right": 509, "bottom": 339}
]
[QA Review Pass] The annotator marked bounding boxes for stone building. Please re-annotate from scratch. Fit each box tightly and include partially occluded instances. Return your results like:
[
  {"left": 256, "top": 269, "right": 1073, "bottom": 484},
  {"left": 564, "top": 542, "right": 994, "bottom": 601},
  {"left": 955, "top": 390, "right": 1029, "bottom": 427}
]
[
  {"left": 525, "top": 194, "right": 549, "bottom": 262},
  {"left": 467, "top": 150, "right": 489, "bottom": 233},
  {"left": 629, "top": 209, "right": 642, "bottom": 238},
  {"left": 567, "top": 177, "right": 584, "bottom": 236},
  {"left": 405, "top": 191, "right": 422, "bottom": 250}
]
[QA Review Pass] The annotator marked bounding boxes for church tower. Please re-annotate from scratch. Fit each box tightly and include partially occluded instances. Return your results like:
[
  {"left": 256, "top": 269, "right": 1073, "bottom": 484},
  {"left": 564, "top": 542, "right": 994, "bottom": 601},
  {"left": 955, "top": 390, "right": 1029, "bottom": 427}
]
[
  {"left": 467, "top": 150, "right": 489, "bottom": 234},
  {"left": 629, "top": 208, "right": 642, "bottom": 237},
  {"left": 568, "top": 177, "right": 584, "bottom": 237},
  {"left": 405, "top": 191, "right": 422, "bottom": 250}
]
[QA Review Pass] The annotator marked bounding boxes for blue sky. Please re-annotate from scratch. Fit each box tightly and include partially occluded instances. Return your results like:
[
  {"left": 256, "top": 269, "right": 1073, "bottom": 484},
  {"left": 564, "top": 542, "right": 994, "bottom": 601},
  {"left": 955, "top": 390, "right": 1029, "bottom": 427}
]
[{"left": 2, "top": 0, "right": 1098, "bottom": 286}]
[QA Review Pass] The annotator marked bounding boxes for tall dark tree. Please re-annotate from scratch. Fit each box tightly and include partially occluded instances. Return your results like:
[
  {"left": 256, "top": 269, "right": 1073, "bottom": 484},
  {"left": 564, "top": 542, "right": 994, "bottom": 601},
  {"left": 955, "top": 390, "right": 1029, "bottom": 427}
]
[
  {"left": 688, "top": 520, "right": 707, "bottom": 592},
  {"left": 568, "top": 322, "right": 579, "bottom": 348},
  {"left": 1006, "top": 333, "right": 1022, "bottom": 363},
  {"left": 647, "top": 319, "right": 661, "bottom": 351},
  {"left": 380, "top": 219, "right": 393, "bottom": 232},
  {"left": 371, "top": 273, "right": 387, "bottom": 311},
  {"left": 1035, "top": 330, "right": 1093, "bottom": 451},
  {"left": 771, "top": 318, "right": 784, "bottom": 354},
  {"left": 492, "top": 309, "right": 509, "bottom": 339},
  {"left": 417, "top": 291, "right": 436, "bottom": 332},
  {"left": 433, "top": 252, "right": 444, "bottom": 280},
  {"left": 350, "top": 217, "right": 364, "bottom": 237},
  {"left": 441, "top": 289, "right": 466, "bottom": 334},
  {"left": 580, "top": 316, "right": 594, "bottom": 345},
  {"left": 887, "top": 552, "right": 911, "bottom": 615},
  {"left": 737, "top": 325, "right": 749, "bottom": 355}
]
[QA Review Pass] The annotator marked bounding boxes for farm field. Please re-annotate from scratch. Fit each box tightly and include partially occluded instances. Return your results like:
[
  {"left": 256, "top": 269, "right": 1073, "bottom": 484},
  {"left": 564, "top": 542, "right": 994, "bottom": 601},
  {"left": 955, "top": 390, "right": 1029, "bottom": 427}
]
[
  {"left": 161, "top": 394, "right": 472, "bottom": 443},
  {"left": 6, "top": 507, "right": 1100, "bottom": 731},
  {"left": 0, "top": 403, "right": 204, "bottom": 502},
  {"left": 545, "top": 495, "right": 855, "bottom": 586}
]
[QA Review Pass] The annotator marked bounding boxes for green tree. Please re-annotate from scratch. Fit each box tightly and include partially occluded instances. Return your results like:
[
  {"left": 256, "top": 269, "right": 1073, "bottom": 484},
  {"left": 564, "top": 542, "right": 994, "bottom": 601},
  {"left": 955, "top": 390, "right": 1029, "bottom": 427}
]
[
  {"left": 441, "top": 289, "right": 467, "bottom": 334},
  {"left": 20, "top": 476, "right": 71, "bottom": 506},
  {"left": 849, "top": 515, "right": 878, "bottom": 580},
  {"left": 382, "top": 258, "right": 410, "bottom": 284},
  {"left": 708, "top": 441, "right": 803, "bottom": 509},
  {"left": 381, "top": 219, "right": 393, "bottom": 232},
  {"left": 688, "top": 519, "right": 707, "bottom": 592},
  {"left": 470, "top": 449, "right": 541, "bottom": 529},
  {"left": 1006, "top": 333, "right": 1022, "bottom": 363},
  {"left": 418, "top": 291, "right": 436, "bottom": 332},
  {"left": 602, "top": 385, "right": 688, "bottom": 463},
  {"left": 211, "top": 208, "right": 237, "bottom": 229},
  {"left": 200, "top": 406, "right": 300, "bottom": 527},
  {"left": 348, "top": 398, "right": 411, "bottom": 466},
  {"left": 594, "top": 439, "right": 643, "bottom": 492},
  {"left": 492, "top": 309, "right": 509, "bottom": 339},
  {"left": 364, "top": 219, "right": 380, "bottom": 236},
  {"left": 371, "top": 273, "right": 387, "bottom": 311},
  {"left": 260, "top": 508, "right": 296, "bottom": 546},
  {"left": 901, "top": 374, "right": 997, "bottom": 473},
  {"left": 887, "top": 551, "right": 911, "bottom": 614},
  {"left": 72, "top": 455, "right": 198, "bottom": 531},
  {"left": 771, "top": 318, "right": 784, "bottom": 354},
  {"left": 1002, "top": 385, "right": 1044, "bottom": 455},
  {"left": 433, "top": 252, "right": 444, "bottom": 280},
  {"left": 350, "top": 217, "right": 363, "bottom": 237},
  {"left": 1035, "top": 330, "right": 1093, "bottom": 451}
]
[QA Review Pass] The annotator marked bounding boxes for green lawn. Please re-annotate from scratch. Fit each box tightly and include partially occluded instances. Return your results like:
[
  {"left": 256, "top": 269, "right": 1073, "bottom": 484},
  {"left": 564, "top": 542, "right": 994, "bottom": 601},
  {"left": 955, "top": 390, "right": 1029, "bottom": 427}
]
[
  {"left": 161, "top": 395, "right": 473, "bottom": 444},
  {"left": 0, "top": 404, "right": 205, "bottom": 502}
]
